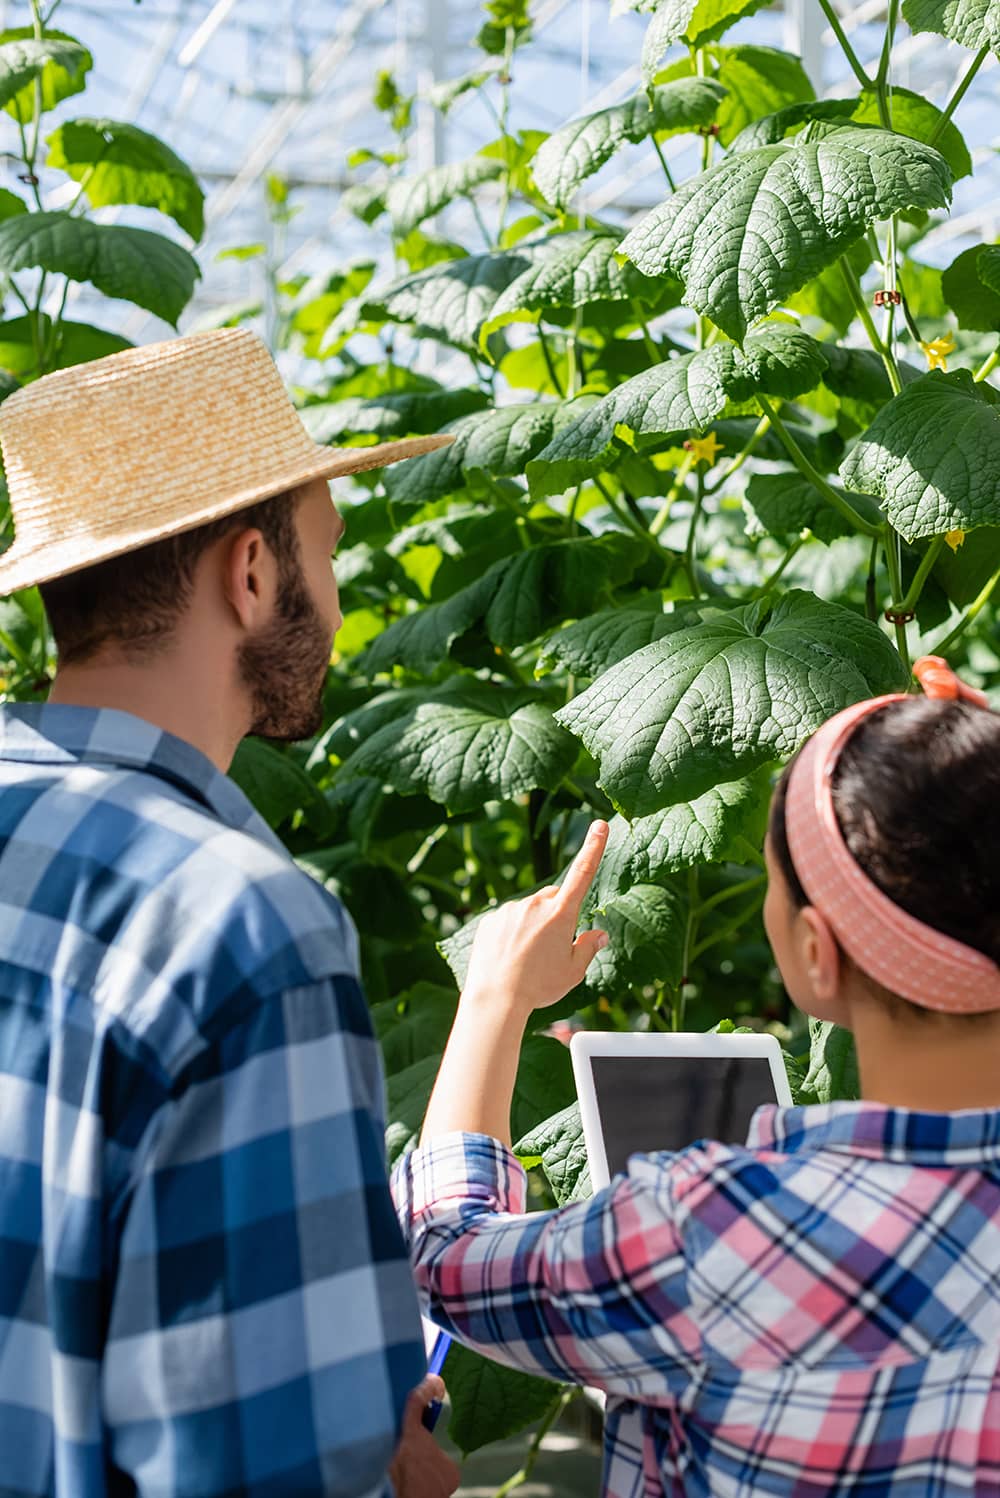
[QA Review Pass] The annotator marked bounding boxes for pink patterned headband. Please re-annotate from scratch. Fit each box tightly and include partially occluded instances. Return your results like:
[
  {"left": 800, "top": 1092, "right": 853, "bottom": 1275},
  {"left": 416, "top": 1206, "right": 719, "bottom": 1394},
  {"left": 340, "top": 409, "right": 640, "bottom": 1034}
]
[{"left": 784, "top": 656, "right": 1000, "bottom": 1013}]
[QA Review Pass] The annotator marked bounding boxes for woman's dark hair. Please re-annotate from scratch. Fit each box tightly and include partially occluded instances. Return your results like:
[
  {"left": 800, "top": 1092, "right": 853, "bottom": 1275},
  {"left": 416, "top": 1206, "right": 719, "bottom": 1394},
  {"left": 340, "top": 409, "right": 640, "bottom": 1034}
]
[
  {"left": 770, "top": 697, "right": 1000, "bottom": 1009},
  {"left": 38, "top": 487, "right": 302, "bottom": 666}
]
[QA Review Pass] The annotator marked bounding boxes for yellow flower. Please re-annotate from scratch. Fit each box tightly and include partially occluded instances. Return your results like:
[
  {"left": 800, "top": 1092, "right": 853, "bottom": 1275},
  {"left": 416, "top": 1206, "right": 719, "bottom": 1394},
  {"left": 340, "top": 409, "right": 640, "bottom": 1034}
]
[
  {"left": 920, "top": 332, "right": 956, "bottom": 372},
  {"left": 684, "top": 431, "right": 724, "bottom": 466},
  {"left": 945, "top": 529, "right": 966, "bottom": 552}
]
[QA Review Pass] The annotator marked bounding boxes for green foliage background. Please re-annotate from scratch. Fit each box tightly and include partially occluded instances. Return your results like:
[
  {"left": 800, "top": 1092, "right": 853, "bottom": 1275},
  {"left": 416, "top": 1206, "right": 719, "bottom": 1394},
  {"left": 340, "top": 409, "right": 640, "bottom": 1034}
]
[{"left": 2, "top": 0, "right": 1000, "bottom": 1476}]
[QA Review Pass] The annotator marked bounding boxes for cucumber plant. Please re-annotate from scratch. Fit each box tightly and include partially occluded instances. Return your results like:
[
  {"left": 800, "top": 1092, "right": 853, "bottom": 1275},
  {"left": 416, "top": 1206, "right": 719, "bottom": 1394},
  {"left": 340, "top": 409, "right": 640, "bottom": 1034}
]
[
  {"left": 264, "top": 0, "right": 1000, "bottom": 1463},
  {"left": 6, "top": 0, "right": 1000, "bottom": 1473}
]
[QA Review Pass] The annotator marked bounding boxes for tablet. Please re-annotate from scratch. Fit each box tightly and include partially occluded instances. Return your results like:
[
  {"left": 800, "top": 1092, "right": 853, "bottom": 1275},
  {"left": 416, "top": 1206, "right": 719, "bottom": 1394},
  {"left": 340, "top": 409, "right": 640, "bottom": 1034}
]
[{"left": 570, "top": 1031, "right": 793, "bottom": 1190}]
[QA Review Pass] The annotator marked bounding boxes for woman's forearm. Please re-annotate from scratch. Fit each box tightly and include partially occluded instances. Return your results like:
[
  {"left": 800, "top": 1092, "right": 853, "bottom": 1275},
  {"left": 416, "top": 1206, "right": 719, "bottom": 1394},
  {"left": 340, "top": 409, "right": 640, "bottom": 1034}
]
[{"left": 420, "top": 991, "right": 528, "bottom": 1146}]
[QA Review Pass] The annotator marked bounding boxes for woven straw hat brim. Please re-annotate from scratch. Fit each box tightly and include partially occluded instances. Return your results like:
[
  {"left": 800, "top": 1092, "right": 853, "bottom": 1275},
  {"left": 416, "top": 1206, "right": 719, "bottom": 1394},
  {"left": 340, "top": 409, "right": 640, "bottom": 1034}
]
[{"left": 0, "top": 432, "right": 453, "bottom": 596}]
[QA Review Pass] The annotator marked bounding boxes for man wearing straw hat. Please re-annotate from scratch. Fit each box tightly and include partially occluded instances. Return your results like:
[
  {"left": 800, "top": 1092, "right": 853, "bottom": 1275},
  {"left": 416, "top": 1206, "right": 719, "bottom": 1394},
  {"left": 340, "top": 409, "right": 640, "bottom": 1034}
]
[{"left": 0, "top": 329, "right": 459, "bottom": 1498}]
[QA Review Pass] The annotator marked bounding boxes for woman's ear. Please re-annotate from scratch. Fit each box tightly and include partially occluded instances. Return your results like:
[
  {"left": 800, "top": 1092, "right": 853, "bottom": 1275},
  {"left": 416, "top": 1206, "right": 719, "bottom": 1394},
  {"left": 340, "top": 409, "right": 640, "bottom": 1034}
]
[{"left": 796, "top": 905, "right": 846, "bottom": 1016}]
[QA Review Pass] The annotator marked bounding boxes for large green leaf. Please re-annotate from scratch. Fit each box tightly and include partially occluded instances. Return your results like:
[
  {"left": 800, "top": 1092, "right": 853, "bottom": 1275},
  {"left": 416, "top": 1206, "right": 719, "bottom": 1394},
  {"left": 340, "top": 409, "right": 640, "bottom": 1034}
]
[
  {"left": 479, "top": 229, "right": 667, "bottom": 346},
  {"left": 526, "top": 326, "right": 828, "bottom": 496},
  {"left": 301, "top": 388, "right": 488, "bottom": 445},
  {"left": 744, "top": 471, "right": 882, "bottom": 545},
  {"left": 709, "top": 45, "right": 815, "bottom": 146},
  {"left": 360, "top": 533, "right": 645, "bottom": 674},
  {"left": 47, "top": 118, "right": 205, "bottom": 240},
  {"left": 386, "top": 1054, "right": 442, "bottom": 1166},
  {"left": 583, "top": 880, "right": 689, "bottom": 992},
  {"left": 979, "top": 246, "right": 1000, "bottom": 297},
  {"left": 371, "top": 983, "right": 458, "bottom": 1074},
  {"left": 536, "top": 596, "right": 696, "bottom": 677},
  {"left": 386, "top": 153, "right": 503, "bottom": 236},
  {"left": 532, "top": 79, "right": 725, "bottom": 209},
  {"left": 798, "top": 1019, "right": 860, "bottom": 1104},
  {"left": 641, "top": 0, "right": 775, "bottom": 80},
  {"left": 383, "top": 400, "right": 579, "bottom": 506},
  {"left": 732, "top": 86, "right": 970, "bottom": 181},
  {"left": 365, "top": 247, "right": 532, "bottom": 351},
  {"left": 230, "top": 737, "right": 333, "bottom": 835},
  {"left": 729, "top": 98, "right": 857, "bottom": 152},
  {"left": 0, "top": 212, "right": 200, "bottom": 326},
  {"left": 593, "top": 776, "right": 767, "bottom": 893},
  {"left": 941, "top": 244, "right": 1000, "bottom": 332},
  {"left": 515, "top": 1102, "right": 592, "bottom": 1205},
  {"left": 934, "top": 523, "right": 1000, "bottom": 607},
  {"left": 343, "top": 680, "right": 579, "bottom": 813},
  {"left": 0, "top": 29, "right": 91, "bottom": 120},
  {"left": 619, "top": 128, "right": 952, "bottom": 343},
  {"left": 902, "top": 0, "right": 1000, "bottom": 51},
  {"left": 445, "top": 1344, "right": 562, "bottom": 1458},
  {"left": 0, "top": 314, "right": 131, "bottom": 378},
  {"left": 850, "top": 88, "right": 972, "bottom": 182},
  {"left": 555, "top": 590, "right": 908, "bottom": 817},
  {"left": 290, "top": 264, "right": 377, "bottom": 358},
  {"left": 840, "top": 369, "right": 1000, "bottom": 542}
]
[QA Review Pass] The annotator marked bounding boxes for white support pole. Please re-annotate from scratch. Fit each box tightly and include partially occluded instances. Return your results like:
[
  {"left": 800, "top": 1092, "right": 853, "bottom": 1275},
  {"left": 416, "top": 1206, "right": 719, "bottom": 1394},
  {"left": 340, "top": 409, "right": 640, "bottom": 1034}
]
[{"left": 785, "top": 0, "right": 825, "bottom": 91}]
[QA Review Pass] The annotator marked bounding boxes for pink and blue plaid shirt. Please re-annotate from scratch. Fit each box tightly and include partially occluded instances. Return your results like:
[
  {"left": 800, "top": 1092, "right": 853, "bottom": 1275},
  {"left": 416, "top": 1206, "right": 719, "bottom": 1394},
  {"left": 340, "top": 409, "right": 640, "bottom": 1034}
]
[{"left": 392, "top": 1100, "right": 1000, "bottom": 1496}]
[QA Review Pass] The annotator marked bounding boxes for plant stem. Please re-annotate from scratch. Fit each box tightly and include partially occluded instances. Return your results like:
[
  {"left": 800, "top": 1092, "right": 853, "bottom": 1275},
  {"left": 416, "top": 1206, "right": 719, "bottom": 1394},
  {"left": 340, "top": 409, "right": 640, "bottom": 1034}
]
[
  {"left": 494, "top": 24, "right": 517, "bottom": 246},
  {"left": 704, "top": 414, "right": 770, "bottom": 496},
  {"left": 537, "top": 324, "right": 565, "bottom": 397},
  {"left": 756, "top": 395, "right": 881, "bottom": 537},
  {"left": 683, "top": 467, "right": 705, "bottom": 598},
  {"left": 882, "top": 526, "right": 911, "bottom": 673},
  {"left": 528, "top": 787, "right": 554, "bottom": 882},
  {"left": 592, "top": 473, "right": 653, "bottom": 544},
  {"left": 43, "top": 276, "right": 70, "bottom": 373},
  {"left": 691, "top": 892, "right": 765, "bottom": 962},
  {"left": 898, "top": 533, "right": 945, "bottom": 614},
  {"left": 566, "top": 307, "right": 582, "bottom": 398},
  {"left": 405, "top": 823, "right": 449, "bottom": 875},
  {"left": 674, "top": 867, "right": 700, "bottom": 1030},
  {"left": 635, "top": 988, "right": 672, "bottom": 1032},
  {"left": 974, "top": 345, "right": 1000, "bottom": 384},
  {"left": 632, "top": 299, "right": 663, "bottom": 364},
  {"left": 866, "top": 533, "right": 880, "bottom": 621},
  {"left": 696, "top": 871, "right": 767, "bottom": 922},
  {"left": 650, "top": 452, "right": 696, "bottom": 537},
  {"left": 817, "top": 0, "right": 871, "bottom": 89},
  {"left": 651, "top": 134, "right": 676, "bottom": 192},
  {"left": 929, "top": 44, "right": 989, "bottom": 147},
  {"left": 874, "top": 0, "right": 900, "bottom": 126},
  {"left": 751, "top": 536, "right": 804, "bottom": 598},
  {"left": 934, "top": 565, "right": 1000, "bottom": 655},
  {"left": 838, "top": 256, "right": 902, "bottom": 395}
]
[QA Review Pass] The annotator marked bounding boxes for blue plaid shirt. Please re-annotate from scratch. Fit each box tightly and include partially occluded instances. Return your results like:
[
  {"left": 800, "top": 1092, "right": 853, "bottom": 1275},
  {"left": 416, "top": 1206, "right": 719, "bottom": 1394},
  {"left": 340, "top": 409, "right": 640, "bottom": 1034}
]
[{"left": 0, "top": 703, "right": 425, "bottom": 1498}]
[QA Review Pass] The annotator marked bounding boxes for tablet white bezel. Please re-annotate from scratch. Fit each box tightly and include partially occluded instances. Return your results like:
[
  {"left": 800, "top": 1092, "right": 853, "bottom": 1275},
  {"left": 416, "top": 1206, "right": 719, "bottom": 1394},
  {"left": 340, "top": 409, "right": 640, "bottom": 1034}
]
[{"left": 570, "top": 1031, "right": 793, "bottom": 1190}]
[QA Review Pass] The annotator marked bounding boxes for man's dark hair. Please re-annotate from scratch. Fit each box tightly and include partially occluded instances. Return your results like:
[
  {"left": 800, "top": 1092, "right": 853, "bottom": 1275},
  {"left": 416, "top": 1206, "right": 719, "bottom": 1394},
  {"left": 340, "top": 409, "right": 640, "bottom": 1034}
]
[
  {"left": 770, "top": 697, "right": 1000, "bottom": 1018},
  {"left": 39, "top": 488, "right": 302, "bottom": 666}
]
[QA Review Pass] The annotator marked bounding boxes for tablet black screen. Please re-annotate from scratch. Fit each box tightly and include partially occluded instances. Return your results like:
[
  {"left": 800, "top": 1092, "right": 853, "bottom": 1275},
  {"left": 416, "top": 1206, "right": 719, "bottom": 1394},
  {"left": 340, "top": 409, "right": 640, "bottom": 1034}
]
[{"left": 591, "top": 1055, "right": 778, "bottom": 1177}]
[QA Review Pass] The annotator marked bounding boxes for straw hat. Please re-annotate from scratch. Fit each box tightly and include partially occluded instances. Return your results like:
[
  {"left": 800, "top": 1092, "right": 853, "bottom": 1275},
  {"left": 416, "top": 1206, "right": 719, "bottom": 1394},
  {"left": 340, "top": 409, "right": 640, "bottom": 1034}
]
[{"left": 0, "top": 327, "right": 453, "bottom": 596}]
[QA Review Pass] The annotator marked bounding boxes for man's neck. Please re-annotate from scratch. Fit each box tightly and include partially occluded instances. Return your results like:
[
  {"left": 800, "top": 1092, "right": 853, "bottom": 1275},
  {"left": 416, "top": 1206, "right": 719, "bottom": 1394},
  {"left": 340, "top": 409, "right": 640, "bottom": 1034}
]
[{"left": 48, "top": 657, "right": 248, "bottom": 773}]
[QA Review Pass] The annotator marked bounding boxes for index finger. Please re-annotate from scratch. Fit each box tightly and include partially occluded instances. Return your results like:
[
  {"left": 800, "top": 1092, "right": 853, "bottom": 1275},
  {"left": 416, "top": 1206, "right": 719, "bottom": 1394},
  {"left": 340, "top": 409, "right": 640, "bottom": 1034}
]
[{"left": 558, "top": 820, "right": 609, "bottom": 917}]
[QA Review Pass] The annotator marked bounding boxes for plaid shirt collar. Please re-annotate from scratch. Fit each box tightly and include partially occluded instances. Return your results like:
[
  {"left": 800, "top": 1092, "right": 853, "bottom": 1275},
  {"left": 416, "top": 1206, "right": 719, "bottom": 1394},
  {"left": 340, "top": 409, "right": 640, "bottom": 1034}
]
[
  {"left": 0, "top": 701, "right": 283, "bottom": 852},
  {"left": 748, "top": 1098, "right": 1000, "bottom": 1165}
]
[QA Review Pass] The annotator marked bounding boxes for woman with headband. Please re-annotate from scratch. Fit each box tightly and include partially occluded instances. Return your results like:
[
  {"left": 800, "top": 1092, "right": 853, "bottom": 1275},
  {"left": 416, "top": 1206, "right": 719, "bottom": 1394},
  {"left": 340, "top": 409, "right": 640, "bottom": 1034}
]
[{"left": 391, "top": 657, "right": 1000, "bottom": 1497}]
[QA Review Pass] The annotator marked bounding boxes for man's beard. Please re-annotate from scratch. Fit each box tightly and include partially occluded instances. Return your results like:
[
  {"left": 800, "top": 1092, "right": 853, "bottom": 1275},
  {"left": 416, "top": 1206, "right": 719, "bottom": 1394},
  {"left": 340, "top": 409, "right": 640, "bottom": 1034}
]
[{"left": 239, "top": 562, "right": 332, "bottom": 742}]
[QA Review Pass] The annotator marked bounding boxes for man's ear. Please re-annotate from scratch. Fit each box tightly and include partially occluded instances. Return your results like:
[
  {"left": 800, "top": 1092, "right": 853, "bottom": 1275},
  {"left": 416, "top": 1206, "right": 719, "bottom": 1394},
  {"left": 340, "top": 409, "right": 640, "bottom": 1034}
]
[
  {"left": 220, "top": 527, "right": 273, "bottom": 630},
  {"left": 797, "top": 906, "right": 846, "bottom": 1013}
]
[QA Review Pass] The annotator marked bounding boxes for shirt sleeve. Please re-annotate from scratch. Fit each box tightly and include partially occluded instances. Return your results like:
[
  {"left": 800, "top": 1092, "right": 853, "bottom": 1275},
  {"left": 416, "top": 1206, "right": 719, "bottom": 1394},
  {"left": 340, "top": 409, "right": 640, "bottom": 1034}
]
[
  {"left": 102, "top": 975, "right": 426, "bottom": 1498},
  {"left": 390, "top": 1131, "right": 700, "bottom": 1403}
]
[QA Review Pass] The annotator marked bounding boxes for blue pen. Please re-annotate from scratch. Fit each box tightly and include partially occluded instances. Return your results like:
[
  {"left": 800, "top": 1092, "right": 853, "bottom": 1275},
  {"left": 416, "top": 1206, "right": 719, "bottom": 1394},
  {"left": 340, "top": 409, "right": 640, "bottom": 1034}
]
[{"left": 421, "top": 1331, "right": 452, "bottom": 1432}]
